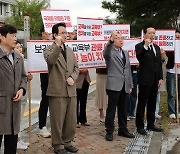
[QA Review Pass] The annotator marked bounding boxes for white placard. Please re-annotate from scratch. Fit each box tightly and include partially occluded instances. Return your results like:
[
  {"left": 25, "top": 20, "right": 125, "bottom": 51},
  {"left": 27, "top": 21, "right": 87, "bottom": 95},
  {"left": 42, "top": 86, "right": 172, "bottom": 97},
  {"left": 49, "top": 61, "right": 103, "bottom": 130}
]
[
  {"left": 141, "top": 29, "right": 175, "bottom": 51},
  {"left": 27, "top": 39, "right": 141, "bottom": 73},
  {"left": 77, "top": 17, "right": 103, "bottom": 40},
  {"left": 103, "top": 24, "right": 130, "bottom": 40},
  {"left": 154, "top": 29, "right": 175, "bottom": 51},
  {"left": 123, "top": 39, "right": 140, "bottom": 65},
  {"left": 41, "top": 9, "right": 73, "bottom": 33}
]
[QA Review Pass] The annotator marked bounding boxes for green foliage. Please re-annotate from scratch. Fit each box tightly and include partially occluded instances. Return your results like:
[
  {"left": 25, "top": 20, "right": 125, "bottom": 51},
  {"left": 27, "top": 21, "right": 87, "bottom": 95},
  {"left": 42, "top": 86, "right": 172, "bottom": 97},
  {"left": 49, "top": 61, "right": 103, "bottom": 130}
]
[
  {"left": 102, "top": 0, "right": 180, "bottom": 36},
  {"left": 6, "top": 0, "right": 49, "bottom": 39}
]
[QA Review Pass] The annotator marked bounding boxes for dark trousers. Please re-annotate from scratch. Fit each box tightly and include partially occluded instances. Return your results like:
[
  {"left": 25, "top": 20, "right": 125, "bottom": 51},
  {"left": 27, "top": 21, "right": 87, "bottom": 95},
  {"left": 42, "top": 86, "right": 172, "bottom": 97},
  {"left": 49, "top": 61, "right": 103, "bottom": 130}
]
[
  {"left": 105, "top": 85, "right": 128, "bottom": 134},
  {"left": 0, "top": 134, "right": 18, "bottom": 154},
  {"left": 136, "top": 81, "right": 158, "bottom": 130},
  {"left": 39, "top": 73, "right": 49, "bottom": 129},
  {"left": 127, "top": 72, "right": 137, "bottom": 116},
  {"left": 76, "top": 79, "right": 89, "bottom": 124}
]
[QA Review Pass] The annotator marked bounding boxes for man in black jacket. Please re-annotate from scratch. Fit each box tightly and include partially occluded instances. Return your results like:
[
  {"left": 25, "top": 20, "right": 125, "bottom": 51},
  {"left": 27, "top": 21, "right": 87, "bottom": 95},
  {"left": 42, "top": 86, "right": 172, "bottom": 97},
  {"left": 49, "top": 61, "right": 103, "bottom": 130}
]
[
  {"left": 135, "top": 27, "right": 163, "bottom": 135},
  {"left": 166, "top": 29, "right": 180, "bottom": 119}
]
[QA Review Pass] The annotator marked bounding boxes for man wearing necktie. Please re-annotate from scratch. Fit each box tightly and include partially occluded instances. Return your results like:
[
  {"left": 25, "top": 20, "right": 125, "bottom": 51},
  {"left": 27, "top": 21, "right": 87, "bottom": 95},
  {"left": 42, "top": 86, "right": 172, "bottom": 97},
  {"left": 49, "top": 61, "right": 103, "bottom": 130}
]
[
  {"left": 135, "top": 27, "right": 163, "bottom": 135},
  {"left": 103, "top": 31, "right": 135, "bottom": 141}
]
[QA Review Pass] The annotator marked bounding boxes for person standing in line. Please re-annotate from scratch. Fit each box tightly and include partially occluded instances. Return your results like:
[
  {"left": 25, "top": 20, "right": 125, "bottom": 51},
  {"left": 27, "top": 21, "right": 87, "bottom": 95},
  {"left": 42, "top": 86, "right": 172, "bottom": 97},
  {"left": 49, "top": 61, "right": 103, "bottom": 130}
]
[
  {"left": 135, "top": 27, "right": 163, "bottom": 135},
  {"left": 0, "top": 24, "right": 27, "bottom": 154},
  {"left": 166, "top": 29, "right": 180, "bottom": 119},
  {"left": 103, "top": 31, "right": 135, "bottom": 141},
  {"left": 76, "top": 69, "right": 91, "bottom": 127},
  {"left": 70, "top": 33, "right": 91, "bottom": 127},
  {"left": 155, "top": 48, "right": 167, "bottom": 119},
  {"left": 38, "top": 25, "right": 51, "bottom": 138},
  {"left": 14, "top": 41, "right": 32, "bottom": 150},
  {"left": 43, "top": 22, "right": 79, "bottom": 154},
  {"left": 127, "top": 65, "right": 138, "bottom": 121},
  {"left": 95, "top": 68, "right": 108, "bottom": 123}
]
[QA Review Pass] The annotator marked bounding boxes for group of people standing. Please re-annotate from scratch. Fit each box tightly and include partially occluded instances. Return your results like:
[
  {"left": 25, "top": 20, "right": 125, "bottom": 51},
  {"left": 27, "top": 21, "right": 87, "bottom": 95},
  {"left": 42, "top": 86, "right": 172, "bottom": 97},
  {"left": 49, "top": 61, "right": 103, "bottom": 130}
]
[{"left": 0, "top": 22, "right": 179, "bottom": 154}]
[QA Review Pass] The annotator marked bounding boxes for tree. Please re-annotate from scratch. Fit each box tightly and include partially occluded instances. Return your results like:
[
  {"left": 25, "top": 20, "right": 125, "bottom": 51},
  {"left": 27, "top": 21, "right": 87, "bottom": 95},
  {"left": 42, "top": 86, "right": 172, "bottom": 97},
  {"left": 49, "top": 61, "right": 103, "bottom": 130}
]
[
  {"left": 6, "top": 0, "right": 49, "bottom": 39},
  {"left": 102, "top": 0, "right": 180, "bottom": 36}
]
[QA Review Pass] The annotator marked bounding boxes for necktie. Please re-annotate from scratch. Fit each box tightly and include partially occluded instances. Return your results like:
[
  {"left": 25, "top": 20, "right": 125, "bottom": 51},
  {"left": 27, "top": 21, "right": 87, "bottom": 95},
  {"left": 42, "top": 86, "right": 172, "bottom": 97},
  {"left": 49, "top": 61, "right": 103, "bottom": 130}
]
[
  {"left": 149, "top": 45, "right": 156, "bottom": 56},
  {"left": 121, "top": 51, "right": 126, "bottom": 66},
  {"left": 150, "top": 45, "right": 153, "bottom": 51}
]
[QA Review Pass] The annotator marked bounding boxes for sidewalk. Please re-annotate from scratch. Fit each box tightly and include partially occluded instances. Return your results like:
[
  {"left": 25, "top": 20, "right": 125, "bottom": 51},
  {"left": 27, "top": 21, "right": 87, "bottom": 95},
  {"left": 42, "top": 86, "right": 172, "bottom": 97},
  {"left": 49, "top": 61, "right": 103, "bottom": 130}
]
[
  {"left": 16, "top": 91, "right": 179, "bottom": 154},
  {"left": 16, "top": 91, "right": 135, "bottom": 154}
]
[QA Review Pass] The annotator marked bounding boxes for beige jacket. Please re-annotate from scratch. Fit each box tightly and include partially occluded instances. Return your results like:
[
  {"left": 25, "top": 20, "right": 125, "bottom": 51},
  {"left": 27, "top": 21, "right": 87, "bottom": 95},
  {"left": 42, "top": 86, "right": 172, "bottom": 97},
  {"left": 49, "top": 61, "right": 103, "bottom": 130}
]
[
  {"left": 76, "top": 70, "right": 91, "bottom": 89},
  {"left": 44, "top": 43, "right": 79, "bottom": 97}
]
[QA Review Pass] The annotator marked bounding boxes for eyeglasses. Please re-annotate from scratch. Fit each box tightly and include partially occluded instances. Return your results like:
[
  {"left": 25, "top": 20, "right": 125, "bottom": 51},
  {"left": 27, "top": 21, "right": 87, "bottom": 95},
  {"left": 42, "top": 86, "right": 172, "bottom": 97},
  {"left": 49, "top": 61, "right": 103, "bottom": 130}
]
[{"left": 115, "top": 37, "right": 124, "bottom": 40}]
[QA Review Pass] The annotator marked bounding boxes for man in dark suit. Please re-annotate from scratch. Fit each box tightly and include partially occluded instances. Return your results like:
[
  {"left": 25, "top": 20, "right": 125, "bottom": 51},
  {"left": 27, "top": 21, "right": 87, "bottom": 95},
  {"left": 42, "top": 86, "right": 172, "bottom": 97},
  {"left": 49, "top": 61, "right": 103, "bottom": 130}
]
[
  {"left": 103, "top": 31, "right": 135, "bottom": 141},
  {"left": 135, "top": 27, "right": 163, "bottom": 135}
]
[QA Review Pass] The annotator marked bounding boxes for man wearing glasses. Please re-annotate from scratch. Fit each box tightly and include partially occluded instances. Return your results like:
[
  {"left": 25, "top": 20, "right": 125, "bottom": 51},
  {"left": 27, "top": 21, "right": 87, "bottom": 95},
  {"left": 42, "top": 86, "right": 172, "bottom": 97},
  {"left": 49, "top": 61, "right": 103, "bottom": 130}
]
[
  {"left": 103, "top": 31, "right": 135, "bottom": 141},
  {"left": 43, "top": 23, "right": 79, "bottom": 154}
]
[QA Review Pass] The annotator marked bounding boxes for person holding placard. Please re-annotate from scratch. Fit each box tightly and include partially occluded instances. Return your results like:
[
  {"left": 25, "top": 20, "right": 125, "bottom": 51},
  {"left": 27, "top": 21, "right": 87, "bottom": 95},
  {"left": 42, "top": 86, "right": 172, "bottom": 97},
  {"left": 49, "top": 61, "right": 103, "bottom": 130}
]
[
  {"left": 166, "top": 29, "right": 180, "bottom": 119},
  {"left": 38, "top": 25, "right": 51, "bottom": 138}
]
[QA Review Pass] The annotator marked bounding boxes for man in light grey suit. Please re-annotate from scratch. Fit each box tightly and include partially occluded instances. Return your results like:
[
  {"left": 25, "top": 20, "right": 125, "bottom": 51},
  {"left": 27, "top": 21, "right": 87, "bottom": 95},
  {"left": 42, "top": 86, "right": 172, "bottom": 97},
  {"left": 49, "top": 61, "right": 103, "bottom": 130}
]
[{"left": 103, "top": 31, "right": 135, "bottom": 141}]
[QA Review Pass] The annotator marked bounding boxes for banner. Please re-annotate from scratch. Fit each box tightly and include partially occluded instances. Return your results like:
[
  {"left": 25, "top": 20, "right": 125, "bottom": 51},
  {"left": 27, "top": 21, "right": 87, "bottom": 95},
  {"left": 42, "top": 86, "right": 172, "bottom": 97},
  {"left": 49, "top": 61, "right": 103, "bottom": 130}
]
[
  {"left": 123, "top": 39, "right": 140, "bottom": 65},
  {"left": 41, "top": 9, "right": 73, "bottom": 33},
  {"left": 141, "top": 29, "right": 175, "bottom": 51},
  {"left": 154, "top": 29, "right": 175, "bottom": 51},
  {"left": 103, "top": 24, "right": 130, "bottom": 40},
  {"left": 175, "top": 40, "right": 180, "bottom": 64},
  {"left": 77, "top": 17, "right": 103, "bottom": 40},
  {"left": 27, "top": 39, "right": 140, "bottom": 73}
]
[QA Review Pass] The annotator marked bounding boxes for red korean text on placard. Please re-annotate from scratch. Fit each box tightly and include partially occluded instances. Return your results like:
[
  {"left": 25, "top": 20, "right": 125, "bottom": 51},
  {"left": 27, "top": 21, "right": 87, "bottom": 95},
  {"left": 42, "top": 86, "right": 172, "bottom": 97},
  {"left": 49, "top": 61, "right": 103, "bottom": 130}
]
[{"left": 96, "top": 52, "right": 104, "bottom": 61}]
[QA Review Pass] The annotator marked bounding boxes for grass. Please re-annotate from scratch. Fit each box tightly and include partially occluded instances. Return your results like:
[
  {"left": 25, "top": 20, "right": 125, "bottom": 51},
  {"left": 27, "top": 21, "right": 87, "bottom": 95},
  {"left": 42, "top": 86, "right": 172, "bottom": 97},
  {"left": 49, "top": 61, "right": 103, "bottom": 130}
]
[{"left": 159, "top": 91, "right": 179, "bottom": 134}]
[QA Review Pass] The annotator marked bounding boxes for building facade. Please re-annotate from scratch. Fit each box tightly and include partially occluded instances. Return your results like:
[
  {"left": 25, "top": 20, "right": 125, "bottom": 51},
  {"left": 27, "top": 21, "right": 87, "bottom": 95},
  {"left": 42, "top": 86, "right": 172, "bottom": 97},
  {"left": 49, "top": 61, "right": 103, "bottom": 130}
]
[{"left": 0, "top": 0, "right": 14, "bottom": 23}]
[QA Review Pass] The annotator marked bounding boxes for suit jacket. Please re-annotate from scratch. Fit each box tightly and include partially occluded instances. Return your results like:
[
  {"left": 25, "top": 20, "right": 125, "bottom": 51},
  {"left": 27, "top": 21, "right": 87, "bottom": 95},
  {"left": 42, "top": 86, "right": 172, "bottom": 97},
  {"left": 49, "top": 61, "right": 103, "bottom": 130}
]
[
  {"left": 0, "top": 48, "right": 27, "bottom": 135},
  {"left": 135, "top": 41, "right": 163, "bottom": 86},
  {"left": 166, "top": 52, "right": 174, "bottom": 69},
  {"left": 44, "top": 42, "right": 79, "bottom": 97},
  {"left": 76, "top": 70, "right": 91, "bottom": 89},
  {"left": 103, "top": 41, "right": 133, "bottom": 93}
]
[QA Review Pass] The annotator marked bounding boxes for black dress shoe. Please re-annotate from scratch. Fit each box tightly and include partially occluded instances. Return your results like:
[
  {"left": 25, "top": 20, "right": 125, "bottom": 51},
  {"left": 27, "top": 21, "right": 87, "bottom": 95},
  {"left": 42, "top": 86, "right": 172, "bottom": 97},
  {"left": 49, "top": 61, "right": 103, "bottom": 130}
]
[
  {"left": 147, "top": 126, "right": 163, "bottom": 132},
  {"left": 137, "top": 128, "right": 147, "bottom": 135},
  {"left": 118, "top": 131, "right": 135, "bottom": 138},
  {"left": 54, "top": 149, "right": 70, "bottom": 154},
  {"left": 105, "top": 133, "right": 113, "bottom": 141},
  {"left": 65, "top": 145, "right": 79, "bottom": 153}
]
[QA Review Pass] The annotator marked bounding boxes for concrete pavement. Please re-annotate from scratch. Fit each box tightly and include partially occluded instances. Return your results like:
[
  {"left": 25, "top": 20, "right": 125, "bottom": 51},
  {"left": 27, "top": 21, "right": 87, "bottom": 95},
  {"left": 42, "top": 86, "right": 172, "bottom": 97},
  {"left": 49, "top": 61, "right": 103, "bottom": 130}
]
[{"left": 14, "top": 91, "right": 180, "bottom": 154}]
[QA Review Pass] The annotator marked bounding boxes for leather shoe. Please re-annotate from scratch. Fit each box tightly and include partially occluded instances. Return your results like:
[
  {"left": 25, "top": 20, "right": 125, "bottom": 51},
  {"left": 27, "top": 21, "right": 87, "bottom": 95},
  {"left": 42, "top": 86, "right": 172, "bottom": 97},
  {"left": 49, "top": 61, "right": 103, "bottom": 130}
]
[
  {"left": 147, "top": 126, "right": 163, "bottom": 132},
  {"left": 65, "top": 145, "right": 79, "bottom": 153},
  {"left": 54, "top": 149, "right": 70, "bottom": 154},
  {"left": 105, "top": 133, "right": 113, "bottom": 141},
  {"left": 118, "top": 131, "right": 135, "bottom": 138},
  {"left": 137, "top": 128, "right": 147, "bottom": 135}
]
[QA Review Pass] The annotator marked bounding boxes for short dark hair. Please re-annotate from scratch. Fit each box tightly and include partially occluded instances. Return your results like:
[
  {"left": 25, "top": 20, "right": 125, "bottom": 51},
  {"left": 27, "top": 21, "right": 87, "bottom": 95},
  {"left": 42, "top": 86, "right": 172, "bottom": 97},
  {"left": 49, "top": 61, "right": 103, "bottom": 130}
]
[
  {"left": 0, "top": 24, "right": 17, "bottom": 37},
  {"left": 16, "top": 40, "right": 23, "bottom": 47},
  {"left": 143, "top": 26, "right": 154, "bottom": 34},
  {"left": 52, "top": 22, "right": 66, "bottom": 39}
]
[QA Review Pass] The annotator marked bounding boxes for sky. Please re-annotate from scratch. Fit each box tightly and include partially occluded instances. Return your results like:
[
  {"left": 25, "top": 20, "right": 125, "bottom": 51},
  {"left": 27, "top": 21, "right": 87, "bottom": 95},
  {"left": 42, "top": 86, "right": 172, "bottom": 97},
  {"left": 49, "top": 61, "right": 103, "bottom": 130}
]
[{"left": 50, "top": 0, "right": 116, "bottom": 25}]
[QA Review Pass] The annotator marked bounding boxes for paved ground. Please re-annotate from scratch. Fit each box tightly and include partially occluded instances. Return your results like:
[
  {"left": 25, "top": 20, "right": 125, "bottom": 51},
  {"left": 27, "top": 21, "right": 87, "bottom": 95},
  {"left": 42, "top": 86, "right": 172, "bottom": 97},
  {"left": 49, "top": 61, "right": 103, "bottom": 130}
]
[
  {"left": 16, "top": 91, "right": 135, "bottom": 154},
  {"left": 15, "top": 91, "right": 180, "bottom": 154}
]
